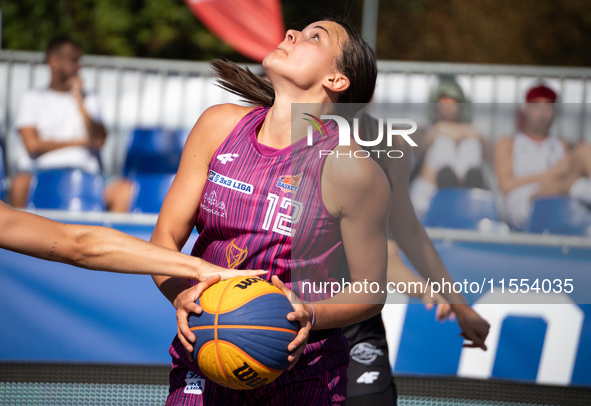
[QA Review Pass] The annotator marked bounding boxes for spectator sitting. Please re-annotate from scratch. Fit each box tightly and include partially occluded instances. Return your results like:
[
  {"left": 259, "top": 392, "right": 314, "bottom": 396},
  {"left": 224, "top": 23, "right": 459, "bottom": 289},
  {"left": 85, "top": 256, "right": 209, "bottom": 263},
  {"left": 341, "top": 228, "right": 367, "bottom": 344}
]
[
  {"left": 494, "top": 84, "right": 591, "bottom": 230},
  {"left": 409, "top": 75, "right": 486, "bottom": 220},
  {"left": 10, "top": 35, "right": 132, "bottom": 212}
]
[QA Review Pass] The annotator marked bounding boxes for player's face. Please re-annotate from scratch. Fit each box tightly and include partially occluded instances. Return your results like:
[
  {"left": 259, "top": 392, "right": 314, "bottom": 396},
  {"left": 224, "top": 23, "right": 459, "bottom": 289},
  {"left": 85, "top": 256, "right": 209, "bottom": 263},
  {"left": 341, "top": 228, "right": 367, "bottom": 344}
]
[
  {"left": 522, "top": 97, "right": 555, "bottom": 133},
  {"left": 436, "top": 95, "right": 460, "bottom": 122},
  {"left": 49, "top": 43, "right": 82, "bottom": 81},
  {"left": 263, "top": 21, "right": 348, "bottom": 94}
]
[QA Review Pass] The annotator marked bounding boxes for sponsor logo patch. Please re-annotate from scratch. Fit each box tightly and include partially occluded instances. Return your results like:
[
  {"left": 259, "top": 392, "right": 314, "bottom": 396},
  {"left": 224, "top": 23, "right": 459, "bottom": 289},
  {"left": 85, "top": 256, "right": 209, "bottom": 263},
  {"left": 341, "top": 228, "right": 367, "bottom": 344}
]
[
  {"left": 350, "top": 342, "right": 384, "bottom": 365},
  {"left": 226, "top": 239, "right": 247, "bottom": 269},
  {"left": 276, "top": 173, "right": 303, "bottom": 193},
  {"left": 184, "top": 371, "right": 204, "bottom": 395},
  {"left": 208, "top": 170, "right": 253, "bottom": 194},
  {"left": 200, "top": 191, "right": 226, "bottom": 218}
]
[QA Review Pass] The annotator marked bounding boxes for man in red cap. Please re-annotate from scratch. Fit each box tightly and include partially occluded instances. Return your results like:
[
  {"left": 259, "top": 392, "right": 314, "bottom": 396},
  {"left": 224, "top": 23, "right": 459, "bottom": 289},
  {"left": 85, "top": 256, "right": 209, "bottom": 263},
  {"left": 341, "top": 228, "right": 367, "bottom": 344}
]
[{"left": 494, "top": 84, "right": 591, "bottom": 229}]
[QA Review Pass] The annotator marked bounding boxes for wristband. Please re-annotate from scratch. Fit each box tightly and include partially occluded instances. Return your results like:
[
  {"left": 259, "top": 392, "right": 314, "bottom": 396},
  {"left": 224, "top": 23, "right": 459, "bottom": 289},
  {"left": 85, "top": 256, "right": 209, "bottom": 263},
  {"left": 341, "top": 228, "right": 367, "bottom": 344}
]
[{"left": 302, "top": 301, "right": 315, "bottom": 327}]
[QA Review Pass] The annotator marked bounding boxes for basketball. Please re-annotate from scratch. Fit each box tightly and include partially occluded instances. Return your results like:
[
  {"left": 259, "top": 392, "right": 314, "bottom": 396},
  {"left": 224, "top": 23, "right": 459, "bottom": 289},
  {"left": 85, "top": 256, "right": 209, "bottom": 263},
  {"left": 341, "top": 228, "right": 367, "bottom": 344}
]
[{"left": 188, "top": 276, "right": 299, "bottom": 390}]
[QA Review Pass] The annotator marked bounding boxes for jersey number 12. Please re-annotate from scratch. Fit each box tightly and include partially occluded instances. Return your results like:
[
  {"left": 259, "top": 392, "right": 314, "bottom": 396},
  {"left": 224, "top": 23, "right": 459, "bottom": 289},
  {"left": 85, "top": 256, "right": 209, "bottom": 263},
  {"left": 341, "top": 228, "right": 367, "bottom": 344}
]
[{"left": 262, "top": 193, "right": 303, "bottom": 237}]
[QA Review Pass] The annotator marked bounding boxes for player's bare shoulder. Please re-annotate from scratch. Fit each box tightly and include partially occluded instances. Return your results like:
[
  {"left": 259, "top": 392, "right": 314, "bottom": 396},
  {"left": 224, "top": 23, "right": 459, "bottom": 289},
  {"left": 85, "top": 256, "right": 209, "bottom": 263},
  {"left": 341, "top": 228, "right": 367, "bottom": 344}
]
[
  {"left": 322, "top": 142, "right": 390, "bottom": 218},
  {"left": 184, "top": 103, "right": 255, "bottom": 162}
]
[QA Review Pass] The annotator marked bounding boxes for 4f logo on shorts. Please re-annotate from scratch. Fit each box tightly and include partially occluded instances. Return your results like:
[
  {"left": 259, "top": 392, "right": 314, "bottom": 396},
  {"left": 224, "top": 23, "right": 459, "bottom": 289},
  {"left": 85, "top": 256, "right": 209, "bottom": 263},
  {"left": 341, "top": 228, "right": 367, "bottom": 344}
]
[
  {"left": 350, "top": 342, "right": 384, "bottom": 365},
  {"left": 356, "top": 371, "right": 380, "bottom": 384},
  {"left": 217, "top": 153, "right": 239, "bottom": 164},
  {"left": 208, "top": 170, "right": 253, "bottom": 194},
  {"left": 184, "top": 371, "right": 205, "bottom": 395}
]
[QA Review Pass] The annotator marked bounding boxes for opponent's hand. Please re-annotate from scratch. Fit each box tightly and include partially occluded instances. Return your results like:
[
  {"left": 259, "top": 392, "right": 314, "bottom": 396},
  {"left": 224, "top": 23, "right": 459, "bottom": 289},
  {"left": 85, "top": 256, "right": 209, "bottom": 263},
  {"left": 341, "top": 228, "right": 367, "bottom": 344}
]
[
  {"left": 194, "top": 260, "right": 267, "bottom": 282},
  {"left": 173, "top": 274, "right": 221, "bottom": 362},
  {"left": 453, "top": 304, "right": 490, "bottom": 351},
  {"left": 271, "top": 275, "right": 311, "bottom": 371},
  {"left": 422, "top": 290, "right": 455, "bottom": 322}
]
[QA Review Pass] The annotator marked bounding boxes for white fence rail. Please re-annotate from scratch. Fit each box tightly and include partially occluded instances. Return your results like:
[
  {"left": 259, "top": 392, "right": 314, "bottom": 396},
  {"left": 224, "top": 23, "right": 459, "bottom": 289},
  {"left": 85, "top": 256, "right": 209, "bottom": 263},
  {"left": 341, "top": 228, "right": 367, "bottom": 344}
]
[{"left": 1, "top": 50, "right": 590, "bottom": 176}]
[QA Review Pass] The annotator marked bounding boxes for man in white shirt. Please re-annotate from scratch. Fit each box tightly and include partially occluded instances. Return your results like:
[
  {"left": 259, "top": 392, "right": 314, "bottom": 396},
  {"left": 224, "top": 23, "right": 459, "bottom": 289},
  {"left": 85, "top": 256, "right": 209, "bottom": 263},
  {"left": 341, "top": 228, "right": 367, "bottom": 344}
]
[
  {"left": 494, "top": 84, "right": 591, "bottom": 229},
  {"left": 409, "top": 75, "right": 486, "bottom": 220},
  {"left": 10, "top": 36, "right": 131, "bottom": 211}
]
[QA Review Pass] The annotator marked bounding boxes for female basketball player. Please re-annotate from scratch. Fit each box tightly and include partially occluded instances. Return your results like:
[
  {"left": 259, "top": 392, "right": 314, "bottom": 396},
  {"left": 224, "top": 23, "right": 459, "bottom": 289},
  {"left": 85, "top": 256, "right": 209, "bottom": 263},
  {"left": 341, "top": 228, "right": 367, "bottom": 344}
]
[
  {"left": 151, "top": 19, "right": 390, "bottom": 405},
  {"left": 0, "top": 201, "right": 263, "bottom": 282},
  {"left": 151, "top": 19, "right": 489, "bottom": 405}
]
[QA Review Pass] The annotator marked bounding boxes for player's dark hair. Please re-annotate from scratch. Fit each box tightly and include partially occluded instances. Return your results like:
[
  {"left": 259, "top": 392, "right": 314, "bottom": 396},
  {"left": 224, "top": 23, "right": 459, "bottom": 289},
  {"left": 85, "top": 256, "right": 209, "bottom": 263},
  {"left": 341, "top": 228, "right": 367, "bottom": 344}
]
[
  {"left": 45, "top": 35, "right": 81, "bottom": 61},
  {"left": 212, "top": 19, "right": 377, "bottom": 106}
]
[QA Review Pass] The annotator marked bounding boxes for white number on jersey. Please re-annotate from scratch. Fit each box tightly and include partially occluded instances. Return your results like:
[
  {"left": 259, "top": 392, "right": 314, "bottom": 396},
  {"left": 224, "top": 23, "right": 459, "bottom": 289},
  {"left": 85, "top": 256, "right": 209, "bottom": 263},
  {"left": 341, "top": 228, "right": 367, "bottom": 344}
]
[
  {"left": 262, "top": 193, "right": 303, "bottom": 237},
  {"left": 356, "top": 371, "right": 380, "bottom": 384},
  {"left": 216, "top": 153, "right": 239, "bottom": 164}
]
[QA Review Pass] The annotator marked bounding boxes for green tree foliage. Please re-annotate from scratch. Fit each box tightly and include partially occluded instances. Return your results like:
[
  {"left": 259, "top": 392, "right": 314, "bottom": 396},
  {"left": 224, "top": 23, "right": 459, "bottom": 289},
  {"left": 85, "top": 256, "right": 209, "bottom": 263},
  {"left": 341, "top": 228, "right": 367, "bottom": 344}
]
[
  {"left": 1, "top": 0, "right": 590, "bottom": 66},
  {"left": 0, "top": 0, "right": 245, "bottom": 61},
  {"left": 376, "top": 0, "right": 591, "bottom": 66}
]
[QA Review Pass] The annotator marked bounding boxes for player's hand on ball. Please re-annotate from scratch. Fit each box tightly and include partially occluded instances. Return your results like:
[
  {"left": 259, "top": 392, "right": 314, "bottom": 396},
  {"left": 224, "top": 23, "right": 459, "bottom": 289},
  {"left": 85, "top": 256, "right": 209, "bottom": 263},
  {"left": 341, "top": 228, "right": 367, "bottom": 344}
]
[
  {"left": 271, "top": 275, "right": 311, "bottom": 370},
  {"left": 195, "top": 261, "right": 267, "bottom": 282},
  {"left": 173, "top": 274, "right": 221, "bottom": 361},
  {"left": 453, "top": 304, "right": 490, "bottom": 351}
]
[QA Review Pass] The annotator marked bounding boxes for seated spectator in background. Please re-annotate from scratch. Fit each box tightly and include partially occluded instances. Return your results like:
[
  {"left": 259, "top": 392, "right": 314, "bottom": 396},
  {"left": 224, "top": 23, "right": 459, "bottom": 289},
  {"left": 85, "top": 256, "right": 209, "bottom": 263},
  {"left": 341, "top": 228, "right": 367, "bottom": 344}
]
[
  {"left": 410, "top": 75, "right": 486, "bottom": 220},
  {"left": 495, "top": 84, "right": 591, "bottom": 229},
  {"left": 10, "top": 36, "right": 131, "bottom": 212}
]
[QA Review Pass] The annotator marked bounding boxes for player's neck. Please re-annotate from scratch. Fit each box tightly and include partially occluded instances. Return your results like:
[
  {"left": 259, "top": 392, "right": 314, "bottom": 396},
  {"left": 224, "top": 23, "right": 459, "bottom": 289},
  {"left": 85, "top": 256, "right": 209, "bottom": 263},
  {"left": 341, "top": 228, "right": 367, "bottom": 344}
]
[
  {"left": 257, "top": 102, "right": 292, "bottom": 150},
  {"left": 262, "top": 88, "right": 333, "bottom": 146}
]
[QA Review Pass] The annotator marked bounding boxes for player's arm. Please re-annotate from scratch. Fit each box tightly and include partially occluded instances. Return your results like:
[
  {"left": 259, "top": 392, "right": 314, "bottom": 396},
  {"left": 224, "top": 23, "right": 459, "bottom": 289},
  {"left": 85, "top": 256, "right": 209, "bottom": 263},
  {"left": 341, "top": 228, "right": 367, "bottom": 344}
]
[
  {"left": 271, "top": 146, "right": 389, "bottom": 369},
  {"left": 494, "top": 137, "right": 548, "bottom": 194},
  {"left": 299, "top": 144, "right": 390, "bottom": 329},
  {"left": 150, "top": 104, "right": 262, "bottom": 357},
  {"left": 386, "top": 239, "right": 453, "bottom": 321},
  {"left": 150, "top": 104, "right": 252, "bottom": 301},
  {"left": 0, "top": 201, "right": 260, "bottom": 280},
  {"left": 384, "top": 143, "right": 490, "bottom": 350},
  {"left": 20, "top": 127, "right": 86, "bottom": 157}
]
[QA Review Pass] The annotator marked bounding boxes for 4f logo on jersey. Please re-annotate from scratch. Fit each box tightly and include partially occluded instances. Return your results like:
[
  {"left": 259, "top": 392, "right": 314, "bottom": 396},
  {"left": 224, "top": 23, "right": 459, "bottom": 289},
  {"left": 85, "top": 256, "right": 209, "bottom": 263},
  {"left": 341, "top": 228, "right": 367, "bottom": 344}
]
[
  {"left": 208, "top": 170, "right": 253, "bottom": 194},
  {"left": 217, "top": 153, "right": 239, "bottom": 164},
  {"left": 276, "top": 173, "right": 303, "bottom": 193},
  {"left": 226, "top": 239, "right": 247, "bottom": 269}
]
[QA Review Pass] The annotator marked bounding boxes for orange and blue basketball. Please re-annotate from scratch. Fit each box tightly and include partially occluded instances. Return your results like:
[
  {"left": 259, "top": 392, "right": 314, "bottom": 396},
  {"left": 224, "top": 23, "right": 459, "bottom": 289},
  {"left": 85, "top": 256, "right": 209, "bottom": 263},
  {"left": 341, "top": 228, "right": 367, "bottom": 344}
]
[{"left": 188, "top": 276, "right": 299, "bottom": 390}]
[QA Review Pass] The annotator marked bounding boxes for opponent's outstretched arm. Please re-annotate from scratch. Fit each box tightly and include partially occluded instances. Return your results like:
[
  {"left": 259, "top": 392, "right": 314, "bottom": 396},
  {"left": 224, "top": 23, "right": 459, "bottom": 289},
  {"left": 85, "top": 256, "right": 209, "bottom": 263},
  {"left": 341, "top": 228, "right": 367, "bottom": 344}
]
[
  {"left": 385, "top": 142, "right": 490, "bottom": 350},
  {"left": 0, "top": 201, "right": 260, "bottom": 280}
]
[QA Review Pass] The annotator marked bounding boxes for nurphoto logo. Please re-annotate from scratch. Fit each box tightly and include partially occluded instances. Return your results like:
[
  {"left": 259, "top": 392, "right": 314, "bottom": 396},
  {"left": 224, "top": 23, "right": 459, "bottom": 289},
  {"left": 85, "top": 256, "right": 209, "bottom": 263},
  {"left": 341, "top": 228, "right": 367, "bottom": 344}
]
[{"left": 304, "top": 114, "right": 418, "bottom": 159}]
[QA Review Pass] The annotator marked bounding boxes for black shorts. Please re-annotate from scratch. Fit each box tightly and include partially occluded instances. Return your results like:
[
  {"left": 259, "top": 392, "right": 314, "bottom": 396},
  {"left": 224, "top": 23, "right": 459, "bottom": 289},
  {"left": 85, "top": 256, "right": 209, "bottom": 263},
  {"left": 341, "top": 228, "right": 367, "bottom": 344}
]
[{"left": 343, "top": 314, "right": 397, "bottom": 403}]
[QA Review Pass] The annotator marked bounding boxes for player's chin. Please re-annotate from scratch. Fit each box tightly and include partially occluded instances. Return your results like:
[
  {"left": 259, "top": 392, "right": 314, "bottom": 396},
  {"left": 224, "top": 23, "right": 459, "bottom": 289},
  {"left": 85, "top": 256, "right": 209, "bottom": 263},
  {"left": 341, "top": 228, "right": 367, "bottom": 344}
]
[{"left": 262, "top": 52, "right": 287, "bottom": 71}]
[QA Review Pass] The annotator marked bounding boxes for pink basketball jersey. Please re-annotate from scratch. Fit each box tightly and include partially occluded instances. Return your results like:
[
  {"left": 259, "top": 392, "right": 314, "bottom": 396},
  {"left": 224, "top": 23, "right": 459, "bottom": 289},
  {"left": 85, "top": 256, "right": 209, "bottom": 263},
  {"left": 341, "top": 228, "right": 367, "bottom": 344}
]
[
  {"left": 192, "top": 106, "right": 342, "bottom": 301},
  {"left": 169, "top": 106, "right": 350, "bottom": 388}
]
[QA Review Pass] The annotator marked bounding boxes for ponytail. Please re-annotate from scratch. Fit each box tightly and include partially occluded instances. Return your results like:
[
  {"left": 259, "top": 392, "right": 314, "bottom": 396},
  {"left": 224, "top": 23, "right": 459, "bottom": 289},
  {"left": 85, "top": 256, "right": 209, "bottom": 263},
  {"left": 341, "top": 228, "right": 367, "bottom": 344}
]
[{"left": 211, "top": 59, "right": 275, "bottom": 107}]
